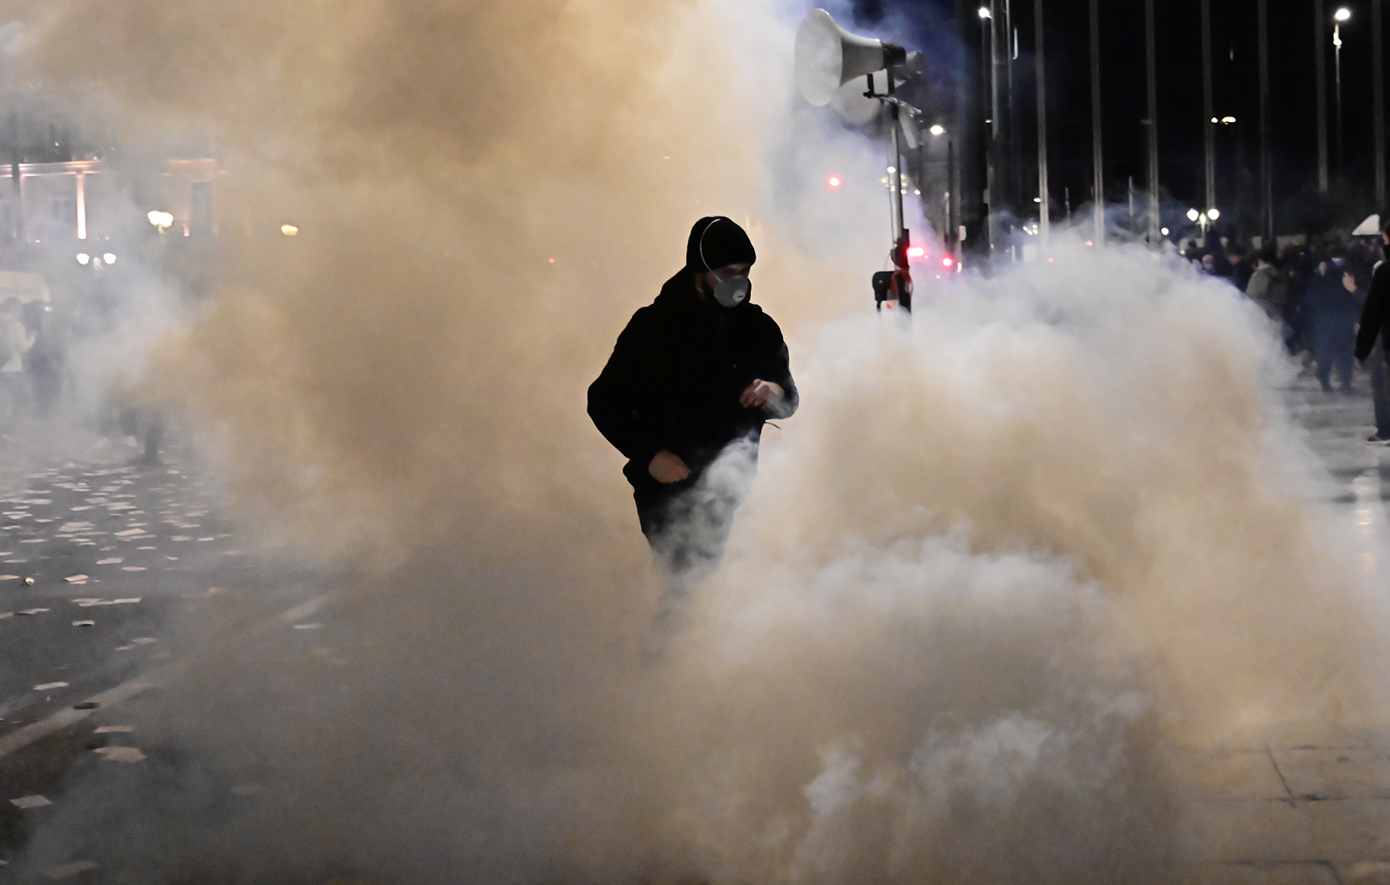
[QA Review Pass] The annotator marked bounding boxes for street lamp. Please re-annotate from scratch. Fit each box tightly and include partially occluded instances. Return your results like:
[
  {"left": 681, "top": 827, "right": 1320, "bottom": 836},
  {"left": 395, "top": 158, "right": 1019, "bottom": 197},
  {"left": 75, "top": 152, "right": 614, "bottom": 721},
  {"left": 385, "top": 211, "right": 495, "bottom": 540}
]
[
  {"left": 1335, "top": 7, "right": 1351, "bottom": 176},
  {"left": 927, "top": 124, "right": 957, "bottom": 255},
  {"left": 147, "top": 210, "right": 173, "bottom": 233},
  {"left": 1187, "top": 207, "right": 1220, "bottom": 239}
]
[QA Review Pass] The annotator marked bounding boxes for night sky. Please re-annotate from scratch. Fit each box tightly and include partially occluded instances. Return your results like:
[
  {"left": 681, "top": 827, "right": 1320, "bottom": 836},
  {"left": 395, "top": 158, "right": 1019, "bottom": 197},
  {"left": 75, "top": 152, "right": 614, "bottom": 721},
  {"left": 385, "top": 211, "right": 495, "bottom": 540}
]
[{"left": 842, "top": 0, "right": 1385, "bottom": 236}]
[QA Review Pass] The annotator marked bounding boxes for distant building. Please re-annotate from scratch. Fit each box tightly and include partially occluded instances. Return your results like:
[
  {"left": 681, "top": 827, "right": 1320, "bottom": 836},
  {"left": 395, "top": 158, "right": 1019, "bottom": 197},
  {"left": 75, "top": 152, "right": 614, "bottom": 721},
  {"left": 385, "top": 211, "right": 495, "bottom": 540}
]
[{"left": 0, "top": 87, "right": 222, "bottom": 249}]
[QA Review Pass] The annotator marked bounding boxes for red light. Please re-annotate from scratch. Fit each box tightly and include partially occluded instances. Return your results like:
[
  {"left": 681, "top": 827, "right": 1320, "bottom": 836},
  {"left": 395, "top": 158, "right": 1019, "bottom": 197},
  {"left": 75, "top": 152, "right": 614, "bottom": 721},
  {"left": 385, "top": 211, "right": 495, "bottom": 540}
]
[
  {"left": 906, "top": 245, "right": 927, "bottom": 260},
  {"left": 1085, "top": 240, "right": 1094, "bottom": 246},
  {"left": 941, "top": 255, "right": 954, "bottom": 268},
  {"left": 548, "top": 258, "right": 556, "bottom": 264},
  {"left": 826, "top": 175, "right": 843, "bottom": 189}
]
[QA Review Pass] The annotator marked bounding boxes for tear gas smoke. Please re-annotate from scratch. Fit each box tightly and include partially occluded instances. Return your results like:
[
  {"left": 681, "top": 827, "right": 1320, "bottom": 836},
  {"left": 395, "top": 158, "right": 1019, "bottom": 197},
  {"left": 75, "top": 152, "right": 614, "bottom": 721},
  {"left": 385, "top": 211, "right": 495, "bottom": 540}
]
[{"left": 5, "top": 0, "right": 1388, "bottom": 882}]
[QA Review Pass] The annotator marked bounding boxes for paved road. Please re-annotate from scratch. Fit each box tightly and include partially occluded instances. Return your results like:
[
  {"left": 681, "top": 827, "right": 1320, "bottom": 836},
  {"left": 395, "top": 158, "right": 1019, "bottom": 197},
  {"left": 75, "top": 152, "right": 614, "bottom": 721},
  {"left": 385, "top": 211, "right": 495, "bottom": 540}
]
[
  {"left": 0, "top": 369, "right": 1389, "bottom": 883},
  {"left": 0, "top": 429, "right": 341, "bottom": 882}
]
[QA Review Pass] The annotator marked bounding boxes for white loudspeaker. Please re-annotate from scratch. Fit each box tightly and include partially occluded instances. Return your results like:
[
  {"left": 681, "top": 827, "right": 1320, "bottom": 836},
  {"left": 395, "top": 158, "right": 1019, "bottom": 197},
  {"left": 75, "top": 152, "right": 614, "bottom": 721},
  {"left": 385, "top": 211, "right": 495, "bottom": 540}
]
[
  {"left": 795, "top": 8, "right": 906, "bottom": 107},
  {"left": 829, "top": 70, "right": 889, "bottom": 125},
  {"left": 829, "top": 57, "right": 922, "bottom": 127}
]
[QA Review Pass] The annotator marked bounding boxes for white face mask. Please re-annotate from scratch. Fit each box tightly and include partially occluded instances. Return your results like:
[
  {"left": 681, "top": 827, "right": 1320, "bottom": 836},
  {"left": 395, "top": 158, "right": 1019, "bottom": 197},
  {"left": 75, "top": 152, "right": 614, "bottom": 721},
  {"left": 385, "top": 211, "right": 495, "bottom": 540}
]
[{"left": 711, "top": 273, "right": 749, "bottom": 308}]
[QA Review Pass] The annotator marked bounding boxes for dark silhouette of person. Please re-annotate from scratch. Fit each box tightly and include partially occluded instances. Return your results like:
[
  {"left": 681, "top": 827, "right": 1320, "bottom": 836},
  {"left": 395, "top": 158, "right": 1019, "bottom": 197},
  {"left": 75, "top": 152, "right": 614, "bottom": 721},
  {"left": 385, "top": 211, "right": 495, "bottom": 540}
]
[
  {"left": 1305, "top": 256, "right": 1358, "bottom": 393},
  {"left": 589, "top": 216, "right": 797, "bottom": 594},
  {"left": 1354, "top": 221, "right": 1390, "bottom": 443}
]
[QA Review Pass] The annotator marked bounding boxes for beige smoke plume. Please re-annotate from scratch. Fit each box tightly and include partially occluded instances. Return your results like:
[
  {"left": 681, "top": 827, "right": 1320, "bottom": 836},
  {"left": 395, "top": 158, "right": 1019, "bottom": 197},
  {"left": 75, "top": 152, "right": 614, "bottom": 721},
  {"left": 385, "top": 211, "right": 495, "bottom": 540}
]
[{"left": 4, "top": 1, "right": 1386, "bottom": 882}]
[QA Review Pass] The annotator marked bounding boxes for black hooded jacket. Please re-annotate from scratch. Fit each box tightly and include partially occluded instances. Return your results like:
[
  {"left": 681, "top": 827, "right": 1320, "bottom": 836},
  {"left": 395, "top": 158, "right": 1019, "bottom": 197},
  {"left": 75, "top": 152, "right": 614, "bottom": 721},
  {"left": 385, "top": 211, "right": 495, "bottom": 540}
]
[
  {"left": 1356, "top": 260, "right": 1390, "bottom": 362},
  {"left": 588, "top": 269, "right": 798, "bottom": 489}
]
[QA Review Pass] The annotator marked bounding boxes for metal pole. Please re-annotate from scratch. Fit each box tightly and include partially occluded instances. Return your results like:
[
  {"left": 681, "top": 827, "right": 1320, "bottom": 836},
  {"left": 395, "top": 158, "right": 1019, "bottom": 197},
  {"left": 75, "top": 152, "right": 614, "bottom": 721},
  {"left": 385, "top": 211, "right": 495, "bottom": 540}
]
[
  {"left": 1145, "top": 0, "right": 1160, "bottom": 245},
  {"left": 1201, "top": 0, "right": 1215, "bottom": 214},
  {"left": 1336, "top": 21, "right": 1345, "bottom": 178},
  {"left": 986, "top": 4, "right": 1001, "bottom": 259},
  {"left": 1036, "top": 0, "right": 1049, "bottom": 250},
  {"left": 1375, "top": 0, "right": 1386, "bottom": 205},
  {"left": 1128, "top": 174, "right": 1135, "bottom": 230},
  {"left": 1316, "top": 0, "right": 1329, "bottom": 192},
  {"left": 981, "top": 8, "right": 996, "bottom": 259},
  {"left": 1259, "top": 0, "right": 1274, "bottom": 241},
  {"left": 1005, "top": 0, "right": 1020, "bottom": 247},
  {"left": 1089, "top": 0, "right": 1104, "bottom": 244},
  {"left": 889, "top": 112, "right": 904, "bottom": 242},
  {"left": 955, "top": 0, "right": 976, "bottom": 253},
  {"left": 947, "top": 136, "right": 957, "bottom": 252}
]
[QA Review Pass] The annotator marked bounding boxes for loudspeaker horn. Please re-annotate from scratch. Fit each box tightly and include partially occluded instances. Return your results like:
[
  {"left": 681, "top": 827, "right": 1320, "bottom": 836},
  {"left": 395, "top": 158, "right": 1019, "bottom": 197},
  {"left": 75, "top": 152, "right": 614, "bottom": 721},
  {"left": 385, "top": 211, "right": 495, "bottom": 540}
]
[
  {"left": 829, "top": 70, "right": 887, "bottom": 125},
  {"left": 829, "top": 52, "right": 924, "bottom": 126},
  {"left": 795, "top": 8, "right": 907, "bottom": 107}
]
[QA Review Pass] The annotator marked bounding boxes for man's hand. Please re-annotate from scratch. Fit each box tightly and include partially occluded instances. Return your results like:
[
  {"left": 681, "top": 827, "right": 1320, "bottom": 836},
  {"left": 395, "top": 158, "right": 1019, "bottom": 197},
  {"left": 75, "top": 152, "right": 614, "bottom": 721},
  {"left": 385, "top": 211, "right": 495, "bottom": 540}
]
[
  {"left": 739, "top": 379, "right": 784, "bottom": 410},
  {"left": 648, "top": 450, "right": 691, "bottom": 484}
]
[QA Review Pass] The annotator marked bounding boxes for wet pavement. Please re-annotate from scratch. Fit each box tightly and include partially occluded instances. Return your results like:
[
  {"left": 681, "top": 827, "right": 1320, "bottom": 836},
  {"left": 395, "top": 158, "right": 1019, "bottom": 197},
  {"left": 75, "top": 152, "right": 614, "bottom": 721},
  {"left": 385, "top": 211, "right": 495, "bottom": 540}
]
[
  {"left": 0, "top": 367, "right": 1389, "bottom": 882},
  {"left": 0, "top": 431, "right": 341, "bottom": 883}
]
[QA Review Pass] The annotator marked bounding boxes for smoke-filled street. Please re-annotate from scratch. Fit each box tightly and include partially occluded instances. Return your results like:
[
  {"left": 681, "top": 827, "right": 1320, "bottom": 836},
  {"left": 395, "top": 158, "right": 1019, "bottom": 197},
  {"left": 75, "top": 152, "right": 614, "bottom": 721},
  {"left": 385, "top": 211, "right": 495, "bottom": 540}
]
[
  {"left": 0, "top": 364, "right": 1383, "bottom": 883},
  {"left": 0, "top": 0, "right": 1388, "bottom": 882}
]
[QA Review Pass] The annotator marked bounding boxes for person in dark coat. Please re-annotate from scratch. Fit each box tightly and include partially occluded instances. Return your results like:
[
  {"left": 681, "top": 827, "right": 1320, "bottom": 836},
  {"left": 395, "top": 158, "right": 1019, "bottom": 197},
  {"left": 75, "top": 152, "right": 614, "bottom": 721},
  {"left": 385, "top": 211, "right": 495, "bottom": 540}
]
[
  {"left": 588, "top": 216, "right": 797, "bottom": 589},
  {"left": 1305, "top": 256, "right": 1359, "bottom": 393},
  {"left": 1354, "top": 221, "right": 1390, "bottom": 442}
]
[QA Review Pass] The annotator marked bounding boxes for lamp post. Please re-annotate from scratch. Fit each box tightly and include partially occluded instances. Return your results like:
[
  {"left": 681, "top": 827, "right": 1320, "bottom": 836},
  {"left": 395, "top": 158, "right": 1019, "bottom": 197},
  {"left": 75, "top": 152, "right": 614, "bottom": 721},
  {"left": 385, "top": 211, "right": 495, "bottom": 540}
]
[
  {"left": 1335, "top": 6, "right": 1351, "bottom": 179},
  {"left": 1187, "top": 206, "right": 1220, "bottom": 241},
  {"left": 1089, "top": 0, "right": 1104, "bottom": 245},
  {"left": 1202, "top": 0, "right": 1216, "bottom": 214},
  {"left": 980, "top": 5, "right": 999, "bottom": 260},
  {"left": 1258, "top": 0, "right": 1274, "bottom": 242},
  {"left": 1376, "top": 0, "right": 1386, "bottom": 207},
  {"left": 1035, "top": 0, "right": 1049, "bottom": 251},
  {"left": 1145, "top": 0, "right": 1161, "bottom": 246},
  {"left": 1316, "top": 0, "right": 1329, "bottom": 192},
  {"left": 929, "top": 124, "right": 955, "bottom": 255}
]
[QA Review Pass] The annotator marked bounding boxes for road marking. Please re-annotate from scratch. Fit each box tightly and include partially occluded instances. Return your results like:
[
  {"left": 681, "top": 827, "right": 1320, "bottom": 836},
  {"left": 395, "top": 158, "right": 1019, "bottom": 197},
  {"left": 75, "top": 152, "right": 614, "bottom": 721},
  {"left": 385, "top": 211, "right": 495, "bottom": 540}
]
[{"left": 0, "top": 592, "right": 339, "bottom": 759}]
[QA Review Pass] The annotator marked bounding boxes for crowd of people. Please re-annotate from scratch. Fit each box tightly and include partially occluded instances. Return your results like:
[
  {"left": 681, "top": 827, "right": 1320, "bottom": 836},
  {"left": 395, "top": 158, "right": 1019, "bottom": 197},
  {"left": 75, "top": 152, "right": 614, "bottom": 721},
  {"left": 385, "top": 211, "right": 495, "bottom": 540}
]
[{"left": 1186, "top": 226, "right": 1390, "bottom": 443}]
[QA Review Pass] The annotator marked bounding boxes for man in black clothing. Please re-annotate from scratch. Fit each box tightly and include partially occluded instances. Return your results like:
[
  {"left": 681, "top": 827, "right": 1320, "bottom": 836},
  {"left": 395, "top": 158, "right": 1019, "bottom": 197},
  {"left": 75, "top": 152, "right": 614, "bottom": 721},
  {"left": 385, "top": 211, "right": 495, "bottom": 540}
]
[
  {"left": 588, "top": 216, "right": 797, "bottom": 584},
  {"left": 1353, "top": 221, "right": 1390, "bottom": 442}
]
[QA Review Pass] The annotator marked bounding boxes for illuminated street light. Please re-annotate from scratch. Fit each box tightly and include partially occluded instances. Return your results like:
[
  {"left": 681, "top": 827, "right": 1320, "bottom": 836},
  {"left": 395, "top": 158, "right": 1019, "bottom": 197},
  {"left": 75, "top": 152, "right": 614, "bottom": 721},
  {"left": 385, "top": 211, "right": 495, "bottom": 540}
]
[
  {"left": 102, "top": 253, "right": 117, "bottom": 264},
  {"left": 281, "top": 224, "right": 299, "bottom": 237},
  {"left": 1335, "top": 8, "right": 1351, "bottom": 175},
  {"left": 1206, "top": 208, "right": 1220, "bottom": 221},
  {"left": 826, "top": 174, "right": 842, "bottom": 189},
  {"left": 1220, "top": 116, "right": 1236, "bottom": 124},
  {"left": 929, "top": 124, "right": 946, "bottom": 136},
  {"left": 75, "top": 253, "right": 90, "bottom": 266},
  {"left": 978, "top": 6, "right": 991, "bottom": 18},
  {"left": 147, "top": 210, "right": 173, "bottom": 232},
  {"left": 1187, "top": 208, "right": 1200, "bottom": 222}
]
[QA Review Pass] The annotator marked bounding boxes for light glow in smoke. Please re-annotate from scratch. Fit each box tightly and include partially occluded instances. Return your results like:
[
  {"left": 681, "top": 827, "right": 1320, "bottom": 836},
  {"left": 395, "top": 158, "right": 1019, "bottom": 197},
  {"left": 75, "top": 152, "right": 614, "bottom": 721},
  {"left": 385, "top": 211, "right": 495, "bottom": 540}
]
[{"left": 5, "top": 0, "right": 1387, "bottom": 882}]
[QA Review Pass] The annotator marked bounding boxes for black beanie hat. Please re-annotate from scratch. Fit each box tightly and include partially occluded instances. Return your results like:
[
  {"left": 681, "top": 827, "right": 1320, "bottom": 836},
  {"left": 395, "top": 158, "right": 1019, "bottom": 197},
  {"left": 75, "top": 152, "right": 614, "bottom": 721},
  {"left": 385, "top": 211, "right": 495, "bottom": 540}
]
[{"left": 686, "top": 216, "right": 757, "bottom": 271}]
